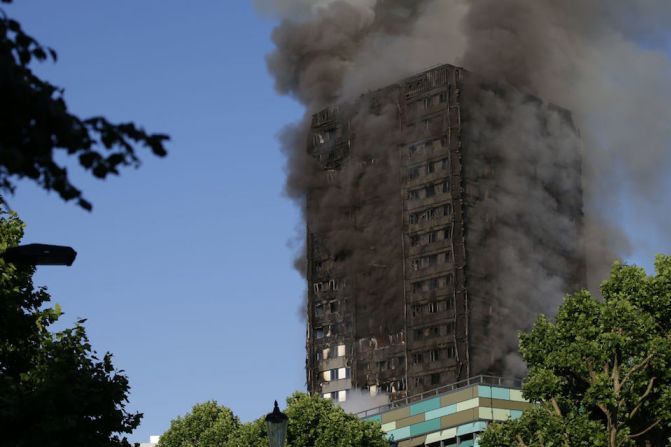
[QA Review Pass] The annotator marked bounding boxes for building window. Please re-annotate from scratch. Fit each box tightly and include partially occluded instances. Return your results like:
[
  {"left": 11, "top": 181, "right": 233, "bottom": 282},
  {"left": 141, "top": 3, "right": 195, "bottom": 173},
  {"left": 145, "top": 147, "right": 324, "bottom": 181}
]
[
  {"left": 429, "top": 349, "right": 439, "bottom": 362},
  {"left": 431, "top": 373, "right": 441, "bottom": 385},
  {"left": 315, "top": 304, "right": 324, "bottom": 318},
  {"left": 442, "top": 180, "right": 450, "bottom": 193},
  {"left": 337, "top": 344, "right": 346, "bottom": 357},
  {"left": 425, "top": 185, "right": 436, "bottom": 198},
  {"left": 338, "top": 390, "right": 347, "bottom": 402},
  {"left": 408, "top": 189, "right": 420, "bottom": 200},
  {"left": 408, "top": 145, "right": 417, "bottom": 156},
  {"left": 316, "top": 327, "right": 324, "bottom": 339},
  {"left": 441, "top": 158, "right": 450, "bottom": 170},
  {"left": 329, "top": 301, "right": 338, "bottom": 313},
  {"left": 447, "top": 345, "right": 456, "bottom": 359}
]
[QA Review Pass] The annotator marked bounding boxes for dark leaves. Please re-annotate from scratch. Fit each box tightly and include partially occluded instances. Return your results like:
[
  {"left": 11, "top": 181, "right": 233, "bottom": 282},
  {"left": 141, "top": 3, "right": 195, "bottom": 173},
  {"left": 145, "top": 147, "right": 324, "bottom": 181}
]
[{"left": 0, "top": 210, "right": 140, "bottom": 446}]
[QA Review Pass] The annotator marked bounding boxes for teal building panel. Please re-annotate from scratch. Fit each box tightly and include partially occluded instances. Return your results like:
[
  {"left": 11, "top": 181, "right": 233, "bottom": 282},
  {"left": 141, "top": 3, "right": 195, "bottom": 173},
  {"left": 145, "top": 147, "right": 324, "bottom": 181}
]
[
  {"left": 510, "top": 410, "right": 523, "bottom": 420},
  {"left": 457, "top": 421, "right": 487, "bottom": 437},
  {"left": 491, "top": 387, "right": 511, "bottom": 400},
  {"left": 386, "top": 426, "right": 411, "bottom": 441},
  {"left": 477, "top": 386, "right": 492, "bottom": 399},
  {"left": 410, "top": 397, "right": 441, "bottom": 416},
  {"left": 365, "top": 415, "right": 382, "bottom": 423},
  {"left": 425, "top": 404, "right": 457, "bottom": 420},
  {"left": 409, "top": 418, "right": 442, "bottom": 437}
]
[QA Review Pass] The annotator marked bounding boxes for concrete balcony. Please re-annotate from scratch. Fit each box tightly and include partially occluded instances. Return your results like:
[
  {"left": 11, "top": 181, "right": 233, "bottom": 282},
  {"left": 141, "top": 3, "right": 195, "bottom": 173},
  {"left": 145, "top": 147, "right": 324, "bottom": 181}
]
[{"left": 321, "top": 378, "right": 352, "bottom": 394}]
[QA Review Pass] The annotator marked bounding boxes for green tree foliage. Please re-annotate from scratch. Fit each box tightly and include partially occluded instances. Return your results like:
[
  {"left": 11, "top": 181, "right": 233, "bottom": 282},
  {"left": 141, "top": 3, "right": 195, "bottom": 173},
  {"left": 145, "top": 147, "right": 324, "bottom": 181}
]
[
  {"left": 223, "top": 418, "right": 266, "bottom": 447},
  {"left": 0, "top": 0, "right": 169, "bottom": 210},
  {"left": 158, "top": 401, "right": 240, "bottom": 447},
  {"left": 282, "top": 393, "right": 387, "bottom": 447},
  {"left": 0, "top": 209, "right": 142, "bottom": 446},
  {"left": 480, "top": 256, "right": 671, "bottom": 447},
  {"left": 163, "top": 393, "right": 388, "bottom": 447}
]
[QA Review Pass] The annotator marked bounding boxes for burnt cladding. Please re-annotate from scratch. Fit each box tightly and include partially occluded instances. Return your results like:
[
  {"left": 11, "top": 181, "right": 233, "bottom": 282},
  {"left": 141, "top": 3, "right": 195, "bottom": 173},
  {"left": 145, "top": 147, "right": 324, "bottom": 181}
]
[{"left": 305, "top": 64, "right": 584, "bottom": 402}]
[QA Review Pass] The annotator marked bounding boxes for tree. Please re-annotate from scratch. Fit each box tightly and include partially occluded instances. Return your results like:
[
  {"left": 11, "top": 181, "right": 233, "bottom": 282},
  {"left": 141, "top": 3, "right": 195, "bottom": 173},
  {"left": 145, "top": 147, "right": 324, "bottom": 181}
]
[
  {"left": 479, "top": 256, "right": 671, "bottom": 447},
  {"left": 0, "top": 0, "right": 169, "bottom": 210},
  {"left": 0, "top": 208, "right": 142, "bottom": 446},
  {"left": 158, "top": 401, "right": 240, "bottom": 447},
  {"left": 163, "top": 393, "right": 388, "bottom": 447},
  {"left": 281, "top": 392, "right": 388, "bottom": 447}
]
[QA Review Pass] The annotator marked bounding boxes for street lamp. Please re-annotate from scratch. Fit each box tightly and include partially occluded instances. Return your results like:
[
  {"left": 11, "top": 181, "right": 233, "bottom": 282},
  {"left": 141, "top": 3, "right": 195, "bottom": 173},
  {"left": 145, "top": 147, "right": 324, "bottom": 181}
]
[
  {"left": 0, "top": 244, "right": 77, "bottom": 266},
  {"left": 265, "top": 401, "right": 288, "bottom": 447}
]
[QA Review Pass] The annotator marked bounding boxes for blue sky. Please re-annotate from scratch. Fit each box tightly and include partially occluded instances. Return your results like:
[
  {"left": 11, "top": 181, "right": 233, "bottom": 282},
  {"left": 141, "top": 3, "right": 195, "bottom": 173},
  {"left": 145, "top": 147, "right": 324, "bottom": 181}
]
[
  {"left": 7, "top": 1, "right": 306, "bottom": 442},
  {"left": 4, "top": 1, "right": 670, "bottom": 444}
]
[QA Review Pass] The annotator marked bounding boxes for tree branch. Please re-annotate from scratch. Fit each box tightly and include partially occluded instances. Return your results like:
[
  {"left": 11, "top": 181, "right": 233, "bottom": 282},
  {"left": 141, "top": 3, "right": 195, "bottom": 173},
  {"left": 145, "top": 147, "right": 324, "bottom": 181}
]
[
  {"left": 515, "top": 434, "right": 529, "bottom": 447},
  {"left": 550, "top": 398, "right": 562, "bottom": 417},
  {"left": 629, "top": 419, "right": 661, "bottom": 439},
  {"left": 621, "top": 352, "right": 655, "bottom": 390},
  {"left": 627, "top": 377, "right": 656, "bottom": 420}
]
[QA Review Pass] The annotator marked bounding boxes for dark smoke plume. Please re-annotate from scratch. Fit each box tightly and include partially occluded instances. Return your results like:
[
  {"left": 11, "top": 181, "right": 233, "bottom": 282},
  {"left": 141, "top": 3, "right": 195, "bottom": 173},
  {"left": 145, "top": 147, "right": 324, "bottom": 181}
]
[{"left": 259, "top": 0, "right": 671, "bottom": 375}]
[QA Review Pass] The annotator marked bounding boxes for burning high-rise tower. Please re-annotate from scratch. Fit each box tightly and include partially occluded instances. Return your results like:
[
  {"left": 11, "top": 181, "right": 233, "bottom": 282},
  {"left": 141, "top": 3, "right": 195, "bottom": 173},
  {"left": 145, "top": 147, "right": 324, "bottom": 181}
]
[{"left": 305, "top": 63, "right": 584, "bottom": 402}]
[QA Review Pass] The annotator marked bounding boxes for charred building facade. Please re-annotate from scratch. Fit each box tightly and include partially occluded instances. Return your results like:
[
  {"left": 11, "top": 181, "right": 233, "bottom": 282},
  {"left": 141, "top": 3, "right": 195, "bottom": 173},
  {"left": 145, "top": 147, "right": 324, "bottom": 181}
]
[{"left": 305, "top": 64, "right": 584, "bottom": 402}]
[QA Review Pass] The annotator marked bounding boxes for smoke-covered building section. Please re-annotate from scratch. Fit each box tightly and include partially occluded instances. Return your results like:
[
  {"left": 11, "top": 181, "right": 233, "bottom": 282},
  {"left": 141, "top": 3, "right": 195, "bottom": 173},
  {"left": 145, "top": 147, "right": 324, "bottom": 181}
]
[{"left": 306, "top": 63, "right": 584, "bottom": 402}]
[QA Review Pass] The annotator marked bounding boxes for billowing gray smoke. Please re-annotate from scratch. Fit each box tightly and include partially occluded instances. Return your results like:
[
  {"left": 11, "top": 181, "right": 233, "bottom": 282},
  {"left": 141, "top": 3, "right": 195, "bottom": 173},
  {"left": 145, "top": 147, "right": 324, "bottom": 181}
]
[{"left": 258, "top": 0, "right": 671, "bottom": 376}]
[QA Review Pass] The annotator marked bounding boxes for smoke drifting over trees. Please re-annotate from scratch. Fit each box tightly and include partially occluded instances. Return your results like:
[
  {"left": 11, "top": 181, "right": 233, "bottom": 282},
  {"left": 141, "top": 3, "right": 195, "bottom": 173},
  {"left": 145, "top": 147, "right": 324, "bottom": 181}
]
[{"left": 258, "top": 0, "right": 671, "bottom": 376}]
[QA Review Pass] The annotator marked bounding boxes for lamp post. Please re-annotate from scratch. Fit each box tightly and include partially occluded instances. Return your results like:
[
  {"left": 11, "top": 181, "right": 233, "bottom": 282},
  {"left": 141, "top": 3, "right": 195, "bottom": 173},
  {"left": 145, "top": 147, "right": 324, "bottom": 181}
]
[
  {"left": 0, "top": 244, "right": 77, "bottom": 266},
  {"left": 265, "top": 401, "right": 288, "bottom": 447}
]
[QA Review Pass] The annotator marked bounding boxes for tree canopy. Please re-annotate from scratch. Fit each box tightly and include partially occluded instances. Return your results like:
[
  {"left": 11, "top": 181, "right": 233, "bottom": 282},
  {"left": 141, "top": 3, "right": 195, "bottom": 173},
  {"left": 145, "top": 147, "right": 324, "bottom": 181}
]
[
  {"left": 0, "top": 0, "right": 169, "bottom": 210},
  {"left": 160, "top": 393, "right": 388, "bottom": 447},
  {"left": 479, "top": 255, "right": 671, "bottom": 447},
  {"left": 158, "top": 401, "right": 241, "bottom": 447},
  {"left": 0, "top": 209, "right": 141, "bottom": 446}
]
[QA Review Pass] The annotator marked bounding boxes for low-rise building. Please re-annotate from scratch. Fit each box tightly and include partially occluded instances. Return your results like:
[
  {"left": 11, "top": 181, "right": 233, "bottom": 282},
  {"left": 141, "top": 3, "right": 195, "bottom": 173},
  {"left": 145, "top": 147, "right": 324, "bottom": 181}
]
[{"left": 358, "top": 376, "right": 529, "bottom": 447}]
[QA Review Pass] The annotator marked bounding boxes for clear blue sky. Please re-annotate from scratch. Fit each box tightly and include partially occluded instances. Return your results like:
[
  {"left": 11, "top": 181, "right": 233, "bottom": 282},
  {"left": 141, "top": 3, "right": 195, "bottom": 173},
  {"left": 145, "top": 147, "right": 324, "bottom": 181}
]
[{"left": 4, "top": 1, "right": 670, "bottom": 444}]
